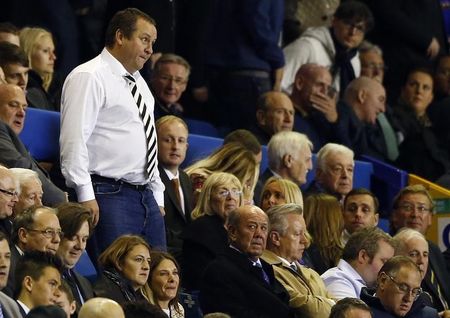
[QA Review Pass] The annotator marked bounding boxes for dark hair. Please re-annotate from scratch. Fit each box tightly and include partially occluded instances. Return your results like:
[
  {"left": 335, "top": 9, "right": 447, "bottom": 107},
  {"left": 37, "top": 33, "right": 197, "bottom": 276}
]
[
  {"left": 402, "top": 66, "right": 434, "bottom": 88},
  {"left": 26, "top": 305, "right": 66, "bottom": 318},
  {"left": 0, "top": 231, "right": 8, "bottom": 243},
  {"left": 0, "top": 22, "right": 19, "bottom": 35},
  {"left": 12, "top": 206, "right": 56, "bottom": 244},
  {"left": 344, "top": 188, "right": 379, "bottom": 212},
  {"left": 224, "top": 129, "right": 261, "bottom": 156},
  {"left": 105, "top": 8, "right": 156, "bottom": 48},
  {"left": 123, "top": 301, "right": 168, "bottom": 318},
  {"left": 334, "top": 1, "right": 374, "bottom": 32},
  {"left": 59, "top": 280, "right": 75, "bottom": 302},
  {"left": 57, "top": 202, "right": 93, "bottom": 239},
  {"left": 378, "top": 255, "right": 420, "bottom": 278},
  {"left": 342, "top": 227, "right": 395, "bottom": 262},
  {"left": 0, "top": 41, "right": 29, "bottom": 67},
  {"left": 14, "top": 251, "right": 63, "bottom": 298},
  {"left": 329, "top": 297, "right": 372, "bottom": 318}
]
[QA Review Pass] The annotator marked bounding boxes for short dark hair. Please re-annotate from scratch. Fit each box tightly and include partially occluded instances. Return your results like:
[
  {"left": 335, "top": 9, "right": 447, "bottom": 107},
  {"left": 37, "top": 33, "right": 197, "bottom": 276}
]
[
  {"left": 12, "top": 206, "right": 56, "bottom": 244},
  {"left": 0, "top": 231, "right": 8, "bottom": 243},
  {"left": 342, "top": 227, "right": 395, "bottom": 262},
  {"left": 329, "top": 297, "right": 372, "bottom": 318},
  {"left": 59, "top": 280, "right": 75, "bottom": 302},
  {"left": 334, "top": 1, "right": 374, "bottom": 32},
  {"left": 123, "top": 301, "right": 168, "bottom": 318},
  {"left": 56, "top": 202, "right": 93, "bottom": 239},
  {"left": 0, "top": 42, "right": 29, "bottom": 67},
  {"left": 14, "top": 251, "right": 63, "bottom": 298},
  {"left": 344, "top": 188, "right": 379, "bottom": 212},
  {"left": 224, "top": 129, "right": 261, "bottom": 156},
  {"left": 105, "top": 8, "right": 156, "bottom": 48},
  {"left": 26, "top": 305, "right": 66, "bottom": 318},
  {"left": 0, "top": 22, "right": 19, "bottom": 35}
]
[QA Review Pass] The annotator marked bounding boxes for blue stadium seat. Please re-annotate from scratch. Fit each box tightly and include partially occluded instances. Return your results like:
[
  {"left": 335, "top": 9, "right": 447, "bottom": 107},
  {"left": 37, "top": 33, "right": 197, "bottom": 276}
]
[
  {"left": 19, "top": 108, "right": 60, "bottom": 161},
  {"left": 185, "top": 118, "right": 220, "bottom": 137},
  {"left": 74, "top": 250, "right": 97, "bottom": 283},
  {"left": 182, "top": 134, "right": 223, "bottom": 168}
]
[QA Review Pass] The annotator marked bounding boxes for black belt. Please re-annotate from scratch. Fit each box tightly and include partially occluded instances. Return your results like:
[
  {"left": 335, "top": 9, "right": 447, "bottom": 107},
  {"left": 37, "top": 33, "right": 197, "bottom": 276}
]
[
  {"left": 91, "top": 174, "right": 148, "bottom": 191},
  {"left": 227, "top": 70, "right": 270, "bottom": 78}
]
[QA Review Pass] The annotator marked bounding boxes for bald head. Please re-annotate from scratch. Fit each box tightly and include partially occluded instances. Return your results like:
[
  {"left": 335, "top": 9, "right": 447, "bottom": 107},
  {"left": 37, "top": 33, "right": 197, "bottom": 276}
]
[
  {"left": 0, "top": 83, "right": 27, "bottom": 134},
  {"left": 79, "top": 298, "right": 125, "bottom": 318},
  {"left": 344, "top": 77, "right": 386, "bottom": 125}
]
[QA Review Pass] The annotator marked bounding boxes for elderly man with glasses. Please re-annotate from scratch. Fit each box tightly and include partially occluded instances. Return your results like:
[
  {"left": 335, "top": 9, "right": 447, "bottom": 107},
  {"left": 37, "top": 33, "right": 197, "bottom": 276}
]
[
  {"left": 360, "top": 255, "right": 438, "bottom": 318},
  {"left": 0, "top": 166, "right": 19, "bottom": 237}
]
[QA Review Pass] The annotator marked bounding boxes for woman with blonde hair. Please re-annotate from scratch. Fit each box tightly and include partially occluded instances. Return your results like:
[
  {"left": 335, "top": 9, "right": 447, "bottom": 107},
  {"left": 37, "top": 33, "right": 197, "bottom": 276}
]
[
  {"left": 259, "top": 176, "right": 304, "bottom": 211},
  {"left": 20, "top": 27, "right": 61, "bottom": 110},
  {"left": 94, "top": 235, "right": 151, "bottom": 304},
  {"left": 185, "top": 142, "right": 258, "bottom": 204},
  {"left": 182, "top": 172, "right": 243, "bottom": 290},
  {"left": 303, "top": 193, "right": 344, "bottom": 274}
]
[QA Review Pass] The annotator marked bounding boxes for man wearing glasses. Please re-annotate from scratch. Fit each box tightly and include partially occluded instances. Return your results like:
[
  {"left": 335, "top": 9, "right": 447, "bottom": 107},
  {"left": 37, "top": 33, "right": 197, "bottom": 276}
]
[
  {"left": 360, "top": 255, "right": 438, "bottom": 318},
  {"left": 0, "top": 166, "right": 19, "bottom": 237},
  {"left": 390, "top": 185, "right": 450, "bottom": 313},
  {"left": 4, "top": 206, "right": 62, "bottom": 297}
]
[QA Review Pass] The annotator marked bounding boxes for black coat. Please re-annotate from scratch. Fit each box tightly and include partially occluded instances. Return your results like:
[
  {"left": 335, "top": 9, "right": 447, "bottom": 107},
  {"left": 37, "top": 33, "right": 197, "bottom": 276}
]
[{"left": 200, "top": 247, "right": 292, "bottom": 318}]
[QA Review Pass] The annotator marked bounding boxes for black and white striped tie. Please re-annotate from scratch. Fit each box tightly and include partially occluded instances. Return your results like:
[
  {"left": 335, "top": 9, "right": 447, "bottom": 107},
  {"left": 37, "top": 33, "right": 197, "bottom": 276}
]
[{"left": 124, "top": 74, "right": 157, "bottom": 179}]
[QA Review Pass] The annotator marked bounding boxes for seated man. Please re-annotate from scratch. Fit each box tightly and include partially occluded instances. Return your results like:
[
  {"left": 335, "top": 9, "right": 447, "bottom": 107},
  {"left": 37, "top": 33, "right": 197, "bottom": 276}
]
[
  {"left": 0, "top": 166, "right": 18, "bottom": 237},
  {"left": 390, "top": 185, "right": 450, "bottom": 312},
  {"left": 358, "top": 41, "right": 385, "bottom": 84},
  {"left": 9, "top": 168, "right": 43, "bottom": 216},
  {"left": 255, "top": 131, "right": 313, "bottom": 201},
  {"left": 329, "top": 298, "right": 373, "bottom": 318},
  {"left": 360, "top": 256, "right": 438, "bottom": 318},
  {"left": 156, "top": 116, "right": 193, "bottom": 263},
  {"left": 15, "top": 251, "right": 63, "bottom": 316},
  {"left": 0, "top": 231, "right": 22, "bottom": 317},
  {"left": 149, "top": 53, "right": 190, "bottom": 119},
  {"left": 250, "top": 91, "right": 294, "bottom": 145},
  {"left": 0, "top": 84, "right": 65, "bottom": 206},
  {"left": 262, "top": 203, "right": 335, "bottom": 317},
  {"left": 6, "top": 206, "right": 62, "bottom": 296},
  {"left": 200, "top": 205, "right": 291, "bottom": 317},
  {"left": 79, "top": 298, "right": 125, "bottom": 318},
  {"left": 305, "top": 143, "right": 354, "bottom": 203},
  {"left": 321, "top": 227, "right": 395, "bottom": 299},
  {"left": 342, "top": 188, "right": 380, "bottom": 245},
  {"left": 0, "top": 42, "right": 29, "bottom": 92},
  {"left": 56, "top": 202, "right": 94, "bottom": 314}
]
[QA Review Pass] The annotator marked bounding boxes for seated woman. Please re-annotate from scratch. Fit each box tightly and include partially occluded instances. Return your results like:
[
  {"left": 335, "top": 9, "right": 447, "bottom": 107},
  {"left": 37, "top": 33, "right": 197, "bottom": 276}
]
[
  {"left": 303, "top": 193, "right": 344, "bottom": 274},
  {"left": 20, "top": 27, "right": 61, "bottom": 111},
  {"left": 393, "top": 67, "right": 450, "bottom": 181},
  {"left": 181, "top": 172, "right": 243, "bottom": 290},
  {"left": 144, "top": 251, "right": 184, "bottom": 318},
  {"left": 94, "top": 235, "right": 151, "bottom": 304},
  {"left": 185, "top": 142, "right": 258, "bottom": 205},
  {"left": 259, "top": 176, "right": 304, "bottom": 211}
]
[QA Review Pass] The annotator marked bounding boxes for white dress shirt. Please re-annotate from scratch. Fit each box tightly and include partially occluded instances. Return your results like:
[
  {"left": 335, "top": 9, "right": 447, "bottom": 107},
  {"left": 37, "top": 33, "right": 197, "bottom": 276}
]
[
  {"left": 60, "top": 48, "right": 164, "bottom": 205},
  {"left": 16, "top": 300, "right": 30, "bottom": 315},
  {"left": 321, "top": 259, "right": 367, "bottom": 299}
]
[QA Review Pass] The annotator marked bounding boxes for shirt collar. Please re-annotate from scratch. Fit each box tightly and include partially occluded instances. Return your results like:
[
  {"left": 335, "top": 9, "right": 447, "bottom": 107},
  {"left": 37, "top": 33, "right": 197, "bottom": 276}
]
[{"left": 101, "top": 48, "right": 142, "bottom": 79}]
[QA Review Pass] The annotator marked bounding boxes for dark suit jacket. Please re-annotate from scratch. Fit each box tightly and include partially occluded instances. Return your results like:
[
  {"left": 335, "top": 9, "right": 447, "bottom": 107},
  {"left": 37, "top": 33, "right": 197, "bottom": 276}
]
[
  {"left": 254, "top": 168, "right": 275, "bottom": 207},
  {"left": 4, "top": 245, "right": 22, "bottom": 298},
  {"left": 200, "top": 247, "right": 292, "bottom": 318},
  {"left": 0, "top": 121, "right": 65, "bottom": 206},
  {"left": 422, "top": 241, "right": 450, "bottom": 312},
  {"left": 93, "top": 272, "right": 144, "bottom": 306},
  {"left": 63, "top": 269, "right": 94, "bottom": 315},
  {"left": 158, "top": 166, "right": 193, "bottom": 263}
]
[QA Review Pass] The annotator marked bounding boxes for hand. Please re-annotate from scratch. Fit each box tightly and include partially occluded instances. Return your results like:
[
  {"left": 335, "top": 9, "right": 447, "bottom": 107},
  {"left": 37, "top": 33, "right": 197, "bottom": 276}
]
[
  {"left": 439, "top": 310, "right": 450, "bottom": 318},
  {"left": 272, "top": 67, "right": 284, "bottom": 91},
  {"left": 192, "top": 86, "right": 209, "bottom": 103},
  {"left": 309, "top": 91, "right": 338, "bottom": 123},
  {"left": 81, "top": 199, "right": 100, "bottom": 226},
  {"left": 427, "top": 37, "right": 440, "bottom": 59},
  {"left": 159, "top": 206, "right": 166, "bottom": 216}
]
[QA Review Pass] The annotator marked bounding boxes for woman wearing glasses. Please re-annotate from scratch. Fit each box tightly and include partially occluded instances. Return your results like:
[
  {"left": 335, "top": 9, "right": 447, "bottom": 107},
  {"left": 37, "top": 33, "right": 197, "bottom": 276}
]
[{"left": 181, "top": 172, "right": 243, "bottom": 290}]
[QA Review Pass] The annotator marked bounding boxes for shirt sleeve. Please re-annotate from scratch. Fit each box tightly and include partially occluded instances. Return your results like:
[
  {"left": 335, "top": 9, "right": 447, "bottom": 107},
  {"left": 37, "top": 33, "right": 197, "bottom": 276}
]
[{"left": 60, "top": 71, "right": 104, "bottom": 202}]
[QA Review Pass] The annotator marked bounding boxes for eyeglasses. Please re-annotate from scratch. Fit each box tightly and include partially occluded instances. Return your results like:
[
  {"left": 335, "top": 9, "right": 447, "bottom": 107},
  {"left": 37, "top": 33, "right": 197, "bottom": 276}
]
[
  {"left": 385, "top": 273, "right": 422, "bottom": 300},
  {"left": 397, "top": 203, "right": 431, "bottom": 214},
  {"left": 216, "top": 189, "right": 242, "bottom": 198},
  {"left": 0, "top": 188, "right": 19, "bottom": 197},
  {"left": 341, "top": 20, "right": 366, "bottom": 34},
  {"left": 362, "top": 63, "right": 388, "bottom": 72},
  {"left": 26, "top": 228, "right": 64, "bottom": 239},
  {"left": 158, "top": 74, "right": 187, "bottom": 86}
]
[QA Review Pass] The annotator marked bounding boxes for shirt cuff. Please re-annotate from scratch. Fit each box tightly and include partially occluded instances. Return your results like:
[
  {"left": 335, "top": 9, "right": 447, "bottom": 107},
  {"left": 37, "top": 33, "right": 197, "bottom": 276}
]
[
  {"left": 76, "top": 183, "right": 95, "bottom": 202},
  {"left": 154, "top": 190, "right": 164, "bottom": 207}
]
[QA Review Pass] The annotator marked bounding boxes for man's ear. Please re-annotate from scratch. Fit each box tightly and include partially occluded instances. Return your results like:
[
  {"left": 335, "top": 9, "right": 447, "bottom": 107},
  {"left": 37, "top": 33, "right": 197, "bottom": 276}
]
[
  {"left": 24, "top": 276, "right": 33, "bottom": 293},
  {"left": 357, "top": 248, "right": 370, "bottom": 264},
  {"left": 115, "top": 29, "right": 125, "bottom": 46},
  {"left": 269, "top": 231, "right": 281, "bottom": 247},
  {"left": 294, "top": 75, "right": 305, "bottom": 92},
  {"left": 256, "top": 110, "right": 266, "bottom": 126},
  {"left": 228, "top": 225, "right": 237, "bottom": 242},
  {"left": 374, "top": 212, "right": 379, "bottom": 226},
  {"left": 357, "top": 89, "right": 367, "bottom": 104},
  {"left": 18, "top": 227, "right": 28, "bottom": 245},
  {"left": 283, "top": 154, "right": 293, "bottom": 168}
]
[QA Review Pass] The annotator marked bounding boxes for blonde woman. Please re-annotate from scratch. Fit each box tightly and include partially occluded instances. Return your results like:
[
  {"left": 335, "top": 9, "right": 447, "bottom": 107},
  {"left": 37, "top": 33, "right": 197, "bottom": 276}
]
[
  {"left": 182, "top": 172, "right": 243, "bottom": 290},
  {"left": 259, "top": 176, "right": 304, "bottom": 211},
  {"left": 185, "top": 142, "right": 258, "bottom": 205},
  {"left": 20, "top": 27, "right": 61, "bottom": 110},
  {"left": 303, "top": 193, "right": 344, "bottom": 274}
]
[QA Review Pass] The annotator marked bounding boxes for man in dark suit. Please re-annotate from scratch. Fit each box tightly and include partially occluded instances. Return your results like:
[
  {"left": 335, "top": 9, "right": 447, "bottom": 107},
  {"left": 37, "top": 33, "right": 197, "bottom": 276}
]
[
  {"left": 56, "top": 203, "right": 94, "bottom": 315},
  {"left": 156, "top": 116, "right": 193, "bottom": 263},
  {"left": 0, "top": 84, "right": 65, "bottom": 206},
  {"left": 390, "top": 185, "right": 450, "bottom": 312},
  {"left": 200, "top": 205, "right": 292, "bottom": 317}
]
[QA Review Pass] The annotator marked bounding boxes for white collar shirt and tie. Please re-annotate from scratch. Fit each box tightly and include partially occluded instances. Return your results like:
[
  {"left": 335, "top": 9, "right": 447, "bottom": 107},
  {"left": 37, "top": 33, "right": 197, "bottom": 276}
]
[{"left": 60, "top": 48, "right": 164, "bottom": 206}]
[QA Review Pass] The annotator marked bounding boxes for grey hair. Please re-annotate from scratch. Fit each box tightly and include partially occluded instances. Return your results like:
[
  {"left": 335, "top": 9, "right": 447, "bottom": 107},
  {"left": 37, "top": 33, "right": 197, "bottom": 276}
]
[
  {"left": 393, "top": 228, "right": 427, "bottom": 256},
  {"left": 268, "top": 131, "right": 313, "bottom": 171},
  {"left": 266, "top": 203, "right": 303, "bottom": 236},
  {"left": 316, "top": 143, "right": 354, "bottom": 172},
  {"left": 359, "top": 40, "right": 383, "bottom": 56},
  {"left": 9, "top": 168, "right": 41, "bottom": 194}
]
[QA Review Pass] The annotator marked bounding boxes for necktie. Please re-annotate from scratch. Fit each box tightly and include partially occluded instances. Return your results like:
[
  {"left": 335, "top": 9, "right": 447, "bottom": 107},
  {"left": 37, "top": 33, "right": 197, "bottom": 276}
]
[
  {"left": 254, "top": 262, "right": 270, "bottom": 284},
  {"left": 172, "top": 178, "right": 182, "bottom": 208},
  {"left": 376, "top": 113, "right": 399, "bottom": 161},
  {"left": 124, "top": 75, "right": 157, "bottom": 179},
  {"left": 290, "top": 262, "right": 298, "bottom": 272},
  {"left": 64, "top": 270, "right": 84, "bottom": 307},
  {"left": 431, "top": 269, "right": 449, "bottom": 310}
]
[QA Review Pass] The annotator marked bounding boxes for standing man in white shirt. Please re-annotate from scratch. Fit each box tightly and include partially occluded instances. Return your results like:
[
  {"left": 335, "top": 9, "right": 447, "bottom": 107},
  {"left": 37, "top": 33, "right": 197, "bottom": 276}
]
[{"left": 60, "top": 8, "right": 166, "bottom": 256}]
